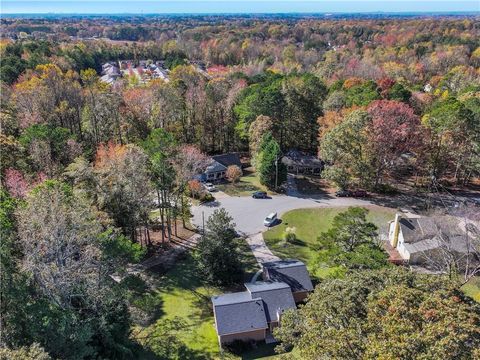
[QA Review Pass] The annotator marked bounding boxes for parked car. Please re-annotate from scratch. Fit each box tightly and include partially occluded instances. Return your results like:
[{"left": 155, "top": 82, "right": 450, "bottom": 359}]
[
  {"left": 264, "top": 212, "right": 278, "bottom": 227},
  {"left": 352, "top": 190, "right": 368, "bottom": 197},
  {"left": 252, "top": 191, "right": 267, "bottom": 199},
  {"left": 335, "top": 189, "right": 352, "bottom": 197},
  {"left": 204, "top": 183, "right": 217, "bottom": 192}
]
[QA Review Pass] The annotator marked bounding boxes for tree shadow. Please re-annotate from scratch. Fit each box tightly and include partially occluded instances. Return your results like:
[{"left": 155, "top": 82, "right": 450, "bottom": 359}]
[{"left": 202, "top": 200, "right": 220, "bottom": 207}]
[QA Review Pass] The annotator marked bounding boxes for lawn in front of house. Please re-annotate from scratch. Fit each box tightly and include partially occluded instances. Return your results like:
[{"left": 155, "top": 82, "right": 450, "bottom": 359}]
[
  {"left": 216, "top": 167, "right": 270, "bottom": 197},
  {"left": 263, "top": 206, "right": 397, "bottom": 277},
  {"left": 132, "top": 238, "right": 280, "bottom": 359}
]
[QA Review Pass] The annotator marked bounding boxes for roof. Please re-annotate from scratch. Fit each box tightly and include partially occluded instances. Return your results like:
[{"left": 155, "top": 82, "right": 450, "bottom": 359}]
[
  {"left": 399, "top": 216, "right": 465, "bottom": 243},
  {"left": 212, "top": 293, "right": 268, "bottom": 336},
  {"left": 212, "top": 153, "right": 242, "bottom": 168},
  {"left": 398, "top": 216, "right": 477, "bottom": 255},
  {"left": 262, "top": 260, "right": 314, "bottom": 292},
  {"left": 281, "top": 150, "right": 323, "bottom": 168},
  {"left": 205, "top": 160, "right": 227, "bottom": 174},
  {"left": 245, "top": 282, "right": 296, "bottom": 322}
]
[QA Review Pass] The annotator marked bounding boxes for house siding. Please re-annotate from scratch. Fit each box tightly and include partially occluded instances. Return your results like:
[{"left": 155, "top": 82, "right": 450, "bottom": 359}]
[
  {"left": 293, "top": 291, "right": 309, "bottom": 303},
  {"left": 219, "top": 329, "right": 266, "bottom": 345}
]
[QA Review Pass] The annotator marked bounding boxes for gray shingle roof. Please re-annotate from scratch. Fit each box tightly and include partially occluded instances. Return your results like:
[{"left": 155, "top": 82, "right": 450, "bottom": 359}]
[
  {"left": 212, "top": 293, "right": 267, "bottom": 336},
  {"left": 205, "top": 160, "right": 227, "bottom": 174},
  {"left": 262, "top": 260, "right": 314, "bottom": 292},
  {"left": 281, "top": 149, "right": 324, "bottom": 168},
  {"left": 212, "top": 153, "right": 242, "bottom": 168},
  {"left": 245, "top": 281, "right": 296, "bottom": 322}
]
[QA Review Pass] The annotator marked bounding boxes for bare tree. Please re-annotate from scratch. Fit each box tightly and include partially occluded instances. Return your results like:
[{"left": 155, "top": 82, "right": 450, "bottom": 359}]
[{"left": 16, "top": 181, "right": 106, "bottom": 309}]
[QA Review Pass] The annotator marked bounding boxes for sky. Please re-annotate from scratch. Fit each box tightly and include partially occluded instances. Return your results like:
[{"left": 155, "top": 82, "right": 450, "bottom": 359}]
[{"left": 1, "top": 1, "right": 479, "bottom": 14}]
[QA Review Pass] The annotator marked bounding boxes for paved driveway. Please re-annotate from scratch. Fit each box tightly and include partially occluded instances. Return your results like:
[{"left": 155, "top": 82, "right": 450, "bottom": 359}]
[{"left": 191, "top": 194, "right": 374, "bottom": 235}]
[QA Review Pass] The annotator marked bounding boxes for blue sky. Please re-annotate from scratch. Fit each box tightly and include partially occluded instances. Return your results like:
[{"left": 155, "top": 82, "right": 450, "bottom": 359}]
[{"left": 1, "top": 1, "right": 479, "bottom": 14}]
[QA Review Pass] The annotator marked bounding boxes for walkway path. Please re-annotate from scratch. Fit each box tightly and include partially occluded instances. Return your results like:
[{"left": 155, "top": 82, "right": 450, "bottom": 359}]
[{"left": 245, "top": 232, "right": 280, "bottom": 264}]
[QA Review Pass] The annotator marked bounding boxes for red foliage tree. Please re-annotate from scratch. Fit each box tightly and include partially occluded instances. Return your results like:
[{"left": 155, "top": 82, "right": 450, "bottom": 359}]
[{"left": 366, "top": 100, "right": 423, "bottom": 186}]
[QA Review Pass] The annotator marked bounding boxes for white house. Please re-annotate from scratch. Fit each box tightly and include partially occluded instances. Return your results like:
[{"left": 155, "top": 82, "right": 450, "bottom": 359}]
[{"left": 388, "top": 214, "right": 476, "bottom": 265}]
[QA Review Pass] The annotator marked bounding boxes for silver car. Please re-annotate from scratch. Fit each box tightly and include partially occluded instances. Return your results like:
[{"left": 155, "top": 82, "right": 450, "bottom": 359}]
[{"left": 263, "top": 212, "right": 277, "bottom": 227}]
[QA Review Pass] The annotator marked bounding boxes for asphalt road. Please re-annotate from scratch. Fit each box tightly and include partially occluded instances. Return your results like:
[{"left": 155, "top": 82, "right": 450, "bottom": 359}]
[{"left": 191, "top": 193, "right": 375, "bottom": 235}]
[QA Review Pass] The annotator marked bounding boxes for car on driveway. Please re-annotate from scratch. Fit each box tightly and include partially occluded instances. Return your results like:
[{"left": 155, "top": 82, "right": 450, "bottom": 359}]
[
  {"left": 264, "top": 212, "right": 278, "bottom": 227},
  {"left": 252, "top": 191, "right": 268, "bottom": 199},
  {"left": 204, "top": 183, "right": 217, "bottom": 192},
  {"left": 335, "top": 189, "right": 352, "bottom": 197},
  {"left": 352, "top": 189, "right": 368, "bottom": 197}
]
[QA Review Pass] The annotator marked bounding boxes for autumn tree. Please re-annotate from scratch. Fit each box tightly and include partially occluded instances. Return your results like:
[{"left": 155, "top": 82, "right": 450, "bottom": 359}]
[
  {"left": 93, "top": 142, "right": 152, "bottom": 243},
  {"left": 320, "top": 110, "right": 373, "bottom": 188},
  {"left": 225, "top": 165, "right": 242, "bottom": 184},
  {"left": 366, "top": 100, "right": 422, "bottom": 187},
  {"left": 274, "top": 268, "right": 480, "bottom": 360},
  {"left": 15, "top": 180, "right": 136, "bottom": 359},
  {"left": 248, "top": 114, "right": 274, "bottom": 156}
]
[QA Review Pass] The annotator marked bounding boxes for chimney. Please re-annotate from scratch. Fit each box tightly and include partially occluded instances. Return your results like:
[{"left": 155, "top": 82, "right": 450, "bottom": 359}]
[{"left": 390, "top": 213, "right": 401, "bottom": 248}]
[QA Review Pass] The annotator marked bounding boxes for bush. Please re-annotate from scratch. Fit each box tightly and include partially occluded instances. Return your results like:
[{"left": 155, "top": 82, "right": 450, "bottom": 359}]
[
  {"left": 199, "top": 192, "right": 214, "bottom": 203},
  {"left": 284, "top": 227, "right": 297, "bottom": 243}
]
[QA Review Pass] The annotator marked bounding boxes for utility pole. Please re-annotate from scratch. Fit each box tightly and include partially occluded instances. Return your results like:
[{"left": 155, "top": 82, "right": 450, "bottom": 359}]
[
  {"left": 275, "top": 157, "right": 278, "bottom": 189},
  {"left": 202, "top": 211, "right": 205, "bottom": 240}
]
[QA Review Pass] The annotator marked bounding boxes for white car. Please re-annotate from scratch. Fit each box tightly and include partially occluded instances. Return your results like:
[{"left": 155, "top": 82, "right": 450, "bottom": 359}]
[
  {"left": 264, "top": 212, "right": 278, "bottom": 227},
  {"left": 204, "top": 183, "right": 216, "bottom": 192}
]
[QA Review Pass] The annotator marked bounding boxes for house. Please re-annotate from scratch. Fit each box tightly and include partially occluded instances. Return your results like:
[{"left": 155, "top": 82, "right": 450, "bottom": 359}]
[
  {"left": 100, "top": 63, "right": 121, "bottom": 84},
  {"left": 211, "top": 259, "right": 313, "bottom": 347},
  {"left": 262, "top": 259, "right": 314, "bottom": 302},
  {"left": 388, "top": 214, "right": 477, "bottom": 265},
  {"left": 281, "top": 149, "right": 324, "bottom": 176},
  {"left": 203, "top": 153, "right": 242, "bottom": 182}
]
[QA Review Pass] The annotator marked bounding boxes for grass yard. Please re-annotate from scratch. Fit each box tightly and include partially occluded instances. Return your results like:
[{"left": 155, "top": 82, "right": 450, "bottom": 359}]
[
  {"left": 217, "top": 168, "right": 270, "bottom": 197},
  {"left": 132, "top": 238, "right": 280, "bottom": 359},
  {"left": 263, "top": 206, "right": 397, "bottom": 278},
  {"left": 462, "top": 277, "right": 480, "bottom": 302}
]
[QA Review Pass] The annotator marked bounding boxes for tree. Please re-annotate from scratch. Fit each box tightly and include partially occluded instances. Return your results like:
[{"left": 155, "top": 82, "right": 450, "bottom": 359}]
[
  {"left": 93, "top": 142, "right": 152, "bottom": 242},
  {"left": 366, "top": 100, "right": 423, "bottom": 187},
  {"left": 248, "top": 115, "right": 274, "bottom": 156},
  {"left": 274, "top": 268, "right": 480, "bottom": 360},
  {"left": 316, "top": 207, "right": 386, "bottom": 272},
  {"left": 15, "top": 180, "right": 135, "bottom": 359},
  {"left": 195, "top": 208, "right": 242, "bottom": 286},
  {"left": 142, "top": 129, "right": 177, "bottom": 243},
  {"left": 257, "top": 133, "right": 287, "bottom": 189},
  {"left": 173, "top": 145, "right": 210, "bottom": 228},
  {"left": 0, "top": 343, "right": 51, "bottom": 360},
  {"left": 188, "top": 179, "right": 203, "bottom": 199},
  {"left": 320, "top": 110, "right": 374, "bottom": 188},
  {"left": 225, "top": 165, "right": 242, "bottom": 184}
]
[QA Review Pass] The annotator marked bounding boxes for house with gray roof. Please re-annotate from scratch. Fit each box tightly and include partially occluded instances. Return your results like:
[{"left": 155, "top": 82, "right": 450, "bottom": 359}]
[
  {"left": 203, "top": 153, "right": 242, "bottom": 182},
  {"left": 212, "top": 260, "right": 313, "bottom": 347},
  {"left": 388, "top": 214, "right": 479, "bottom": 265},
  {"left": 281, "top": 149, "right": 324, "bottom": 176},
  {"left": 262, "top": 259, "right": 314, "bottom": 302}
]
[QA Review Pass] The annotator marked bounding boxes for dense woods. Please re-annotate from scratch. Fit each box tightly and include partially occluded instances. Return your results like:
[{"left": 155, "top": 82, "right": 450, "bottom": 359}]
[{"left": 1, "top": 14, "right": 479, "bottom": 358}]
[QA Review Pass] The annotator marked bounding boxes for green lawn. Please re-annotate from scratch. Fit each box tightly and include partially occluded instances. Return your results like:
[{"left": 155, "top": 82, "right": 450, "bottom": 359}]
[
  {"left": 217, "top": 168, "right": 269, "bottom": 197},
  {"left": 462, "top": 277, "right": 480, "bottom": 302},
  {"left": 263, "top": 206, "right": 397, "bottom": 278},
  {"left": 132, "top": 238, "right": 280, "bottom": 359}
]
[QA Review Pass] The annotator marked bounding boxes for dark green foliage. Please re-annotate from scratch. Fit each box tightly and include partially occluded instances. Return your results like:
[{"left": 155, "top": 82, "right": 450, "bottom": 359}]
[
  {"left": 257, "top": 133, "right": 287, "bottom": 189},
  {"left": 344, "top": 80, "right": 380, "bottom": 107},
  {"left": 387, "top": 82, "right": 411, "bottom": 102},
  {"left": 195, "top": 208, "right": 242, "bottom": 286},
  {"left": 316, "top": 207, "right": 387, "bottom": 271}
]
